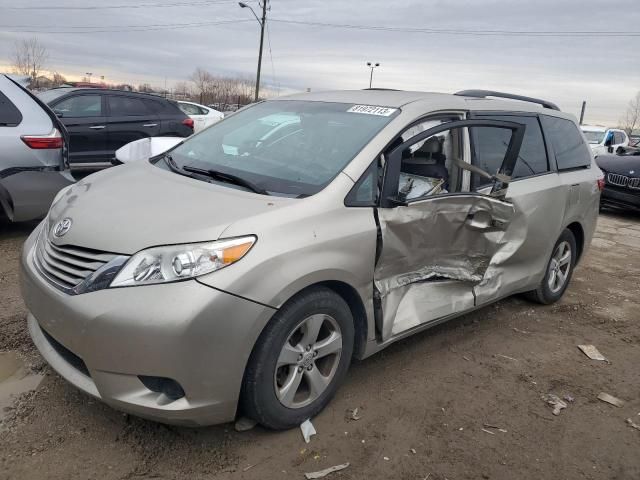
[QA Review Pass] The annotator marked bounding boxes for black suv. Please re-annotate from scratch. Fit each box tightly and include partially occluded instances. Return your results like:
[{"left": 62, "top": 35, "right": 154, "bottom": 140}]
[{"left": 38, "top": 88, "right": 194, "bottom": 167}]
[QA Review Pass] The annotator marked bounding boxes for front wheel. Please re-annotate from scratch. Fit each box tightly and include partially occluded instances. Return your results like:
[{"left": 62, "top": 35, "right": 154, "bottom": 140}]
[
  {"left": 241, "top": 287, "right": 354, "bottom": 430},
  {"left": 524, "top": 229, "right": 577, "bottom": 304}
]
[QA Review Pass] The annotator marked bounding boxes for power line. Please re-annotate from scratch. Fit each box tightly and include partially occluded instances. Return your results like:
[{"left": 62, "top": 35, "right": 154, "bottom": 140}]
[
  {"left": 5, "top": 0, "right": 237, "bottom": 10},
  {"left": 3, "top": 19, "right": 252, "bottom": 34},
  {"left": 269, "top": 19, "right": 640, "bottom": 38}
]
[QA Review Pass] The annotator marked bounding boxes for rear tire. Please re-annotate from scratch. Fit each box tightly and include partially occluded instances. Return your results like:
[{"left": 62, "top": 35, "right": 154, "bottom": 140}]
[
  {"left": 241, "top": 287, "right": 354, "bottom": 430},
  {"left": 524, "top": 229, "right": 577, "bottom": 304}
]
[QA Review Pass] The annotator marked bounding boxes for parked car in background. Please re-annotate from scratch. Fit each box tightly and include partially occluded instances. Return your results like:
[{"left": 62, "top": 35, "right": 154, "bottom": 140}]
[
  {"left": 177, "top": 101, "right": 224, "bottom": 133},
  {"left": 21, "top": 89, "right": 601, "bottom": 429},
  {"left": 37, "top": 88, "right": 193, "bottom": 168},
  {"left": 581, "top": 125, "right": 629, "bottom": 156},
  {"left": 595, "top": 149, "right": 640, "bottom": 211},
  {"left": 628, "top": 134, "right": 640, "bottom": 147},
  {"left": 0, "top": 74, "right": 74, "bottom": 222}
]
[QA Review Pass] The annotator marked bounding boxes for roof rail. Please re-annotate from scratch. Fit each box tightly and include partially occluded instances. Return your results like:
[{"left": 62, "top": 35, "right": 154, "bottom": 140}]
[{"left": 454, "top": 89, "right": 560, "bottom": 111}]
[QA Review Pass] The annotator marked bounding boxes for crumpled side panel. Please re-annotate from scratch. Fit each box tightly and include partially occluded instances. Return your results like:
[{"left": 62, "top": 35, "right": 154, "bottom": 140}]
[{"left": 375, "top": 195, "right": 516, "bottom": 340}]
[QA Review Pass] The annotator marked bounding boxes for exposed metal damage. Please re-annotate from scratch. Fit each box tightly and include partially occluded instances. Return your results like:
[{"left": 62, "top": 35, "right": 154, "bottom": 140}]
[{"left": 374, "top": 194, "right": 523, "bottom": 340}]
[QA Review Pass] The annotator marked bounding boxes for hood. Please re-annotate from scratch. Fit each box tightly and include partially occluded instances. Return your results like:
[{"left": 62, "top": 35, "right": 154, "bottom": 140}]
[
  {"left": 48, "top": 161, "right": 293, "bottom": 254},
  {"left": 595, "top": 154, "right": 640, "bottom": 176}
]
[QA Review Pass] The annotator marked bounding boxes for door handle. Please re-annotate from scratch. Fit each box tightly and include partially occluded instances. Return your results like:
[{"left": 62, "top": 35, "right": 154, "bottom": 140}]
[
  {"left": 143, "top": 123, "right": 158, "bottom": 127},
  {"left": 89, "top": 125, "right": 106, "bottom": 129}
]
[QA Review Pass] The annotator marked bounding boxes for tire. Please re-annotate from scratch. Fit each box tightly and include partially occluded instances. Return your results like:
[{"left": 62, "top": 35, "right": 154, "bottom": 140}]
[
  {"left": 524, "top": 228, "right": 577, "bottom": 304},
  {"left": 241, "top": 287, "right": 354, "bottom": 430}
]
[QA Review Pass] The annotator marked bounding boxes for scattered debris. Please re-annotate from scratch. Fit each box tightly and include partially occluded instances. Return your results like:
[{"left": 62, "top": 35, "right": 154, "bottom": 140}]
[
  {"left": 483, "top": 423, "right": 507, "bottom": 433},
  {"left": 563, "top": 394, "right": 575, "bottom": 403},
  {"left": 543, "top": 394, "right": 567, "bottom": 415},
  {"left": 482, "top": 428, "right": 495, "bottom": 435},
  {"left": 383, "top": 456, "right": 390, "bottom": 461},
  {"left": 495, "top": 354, "right": 518, "bottom": 362},
  {"left": 626, "top": 418, "right": 640, "bottom": 431},
  {"left": 597, "top": 392, "right": 625, "bottom": 408},
  {"left": 345, "top": 407, "right": 361, "bottom": 421},
  {"left": 462, "top": 355, "right": 471, "bottom": 361},
  {"left": 410, "top": 448, "right": 417, "bottom": 454},
  {"left": 234, "top": 416, "right": 257, "bottom": 432},
  {"left": 578, "top": 345, "right": 607, "bottom": 362},
  {"left": 513, "top": 327, "right": 530, "bottom": 334},
  {"left": 300, "top": 419, "right": 317, "bottom": 443},
  {"left": 304, "top": 463, "right": 350, "bottom": 479}
]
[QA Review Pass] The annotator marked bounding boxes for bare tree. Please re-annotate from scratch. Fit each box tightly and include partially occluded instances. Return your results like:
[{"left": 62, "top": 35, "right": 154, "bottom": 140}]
[
  {"left": 620, "top": 91, "right": 640, "bottom": 136},
  {"left": 191, "top": 67, "right": 214, "bottom": 104},
  {"left": 51, "top": 72, "right": 67, "bottom": 87},
  {"left": 12, "top": 37, "right": 48, "bottom": 85}
]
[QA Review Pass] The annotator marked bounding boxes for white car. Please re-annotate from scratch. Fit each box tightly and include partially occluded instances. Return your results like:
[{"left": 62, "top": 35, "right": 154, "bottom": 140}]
[
  {"left": 177, "top": 101, "right": 224, "bottom": 133},
  {"left": 581, "top": 125, "right": 629, "bottom": 156}
]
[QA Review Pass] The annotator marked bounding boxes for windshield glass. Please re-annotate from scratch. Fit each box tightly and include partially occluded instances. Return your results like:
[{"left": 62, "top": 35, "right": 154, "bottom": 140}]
[
  {"left": 163, "top": 100, "right": 398, "bottom": 197},
  {"left": 582, "top": 130, "right": 605, "bottom": 144},
  {"left": 37, "top": 88, "right": 78, "bottom": 104}
]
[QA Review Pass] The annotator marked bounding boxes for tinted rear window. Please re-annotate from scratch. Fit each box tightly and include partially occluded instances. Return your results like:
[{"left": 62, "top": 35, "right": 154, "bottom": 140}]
[
  {"left": 145, "top": 98, "right": 180, "bottom": 114},
  {"left": 0, "top": 91, "right": 22, "bottom": 126},
  {"left": 107, "top": 95, "right": 151, "bottom": 116},
  {"left": 541, "top": 116, "right": 591, "bottom": 170}
]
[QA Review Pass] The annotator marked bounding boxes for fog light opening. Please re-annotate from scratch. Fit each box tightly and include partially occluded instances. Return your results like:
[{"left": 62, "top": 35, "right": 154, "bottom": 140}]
[{"left": 138, "top": 375, "right": 185, "bottom": 401}]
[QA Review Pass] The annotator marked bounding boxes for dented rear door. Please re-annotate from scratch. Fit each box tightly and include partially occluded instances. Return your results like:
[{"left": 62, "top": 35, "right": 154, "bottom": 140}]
[{"left": 374, "top": 119, "right": 526, "bottom": 341}]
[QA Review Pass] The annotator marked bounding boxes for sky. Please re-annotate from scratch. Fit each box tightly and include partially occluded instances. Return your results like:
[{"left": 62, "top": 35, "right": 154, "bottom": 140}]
[{"left": 1, "top": 0, "right": 639, "bottom": 125}]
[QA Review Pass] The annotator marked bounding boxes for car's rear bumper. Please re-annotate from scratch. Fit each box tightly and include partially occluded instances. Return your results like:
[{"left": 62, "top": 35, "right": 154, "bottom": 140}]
[
  {"left": 20, "top": 226, "right": 276, "bottom": 426},
  {"left": 601, "top": 186, "right": 640, "bottom": 211}
]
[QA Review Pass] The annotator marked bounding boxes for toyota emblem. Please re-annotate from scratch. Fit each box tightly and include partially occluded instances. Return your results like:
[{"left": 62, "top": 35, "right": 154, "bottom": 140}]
[{"left": 53, "top": 218, "right": 73, "bottom": 237}]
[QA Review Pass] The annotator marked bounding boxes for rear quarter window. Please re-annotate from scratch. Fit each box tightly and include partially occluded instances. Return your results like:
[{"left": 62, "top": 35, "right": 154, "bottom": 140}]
[
  {"left": 0, "top": 91, "right": 23, "bottom": 127},
  {"left": 541, "top": 115, "right": 591, "bottom": 170}
]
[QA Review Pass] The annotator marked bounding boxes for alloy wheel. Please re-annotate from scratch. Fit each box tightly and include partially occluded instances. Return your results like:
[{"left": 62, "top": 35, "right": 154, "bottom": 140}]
[
  {"left": 547, "top": 240, "right": 572, "bottom": 293},
  {"left": 274, "top": 314, "right": 343, "bottom": 409}
]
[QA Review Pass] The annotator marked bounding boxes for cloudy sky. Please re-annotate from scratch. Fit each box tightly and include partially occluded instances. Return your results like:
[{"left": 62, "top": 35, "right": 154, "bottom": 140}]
[{"left": 1, "top": 0, "right": 639, "bottom": 124}]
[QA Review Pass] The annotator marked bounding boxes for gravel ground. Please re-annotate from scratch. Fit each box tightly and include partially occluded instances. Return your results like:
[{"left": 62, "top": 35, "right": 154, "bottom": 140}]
[{"left": 1, "top": 211, "right": 639, "bottom": 480}]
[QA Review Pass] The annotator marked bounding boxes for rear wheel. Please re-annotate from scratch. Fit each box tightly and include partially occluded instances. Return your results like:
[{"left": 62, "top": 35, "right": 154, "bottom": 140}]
[
  {"left": 525, "top": 229, "right": 577, "bottom": 304},
  {"left": 241, "top": 287, "right": 354, "bottom": 430}
]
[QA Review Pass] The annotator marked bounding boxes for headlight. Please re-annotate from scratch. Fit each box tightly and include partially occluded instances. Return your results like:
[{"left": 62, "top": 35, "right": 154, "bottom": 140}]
[{"left": 110, "top": 236, "right": 256, "bottom": 287}]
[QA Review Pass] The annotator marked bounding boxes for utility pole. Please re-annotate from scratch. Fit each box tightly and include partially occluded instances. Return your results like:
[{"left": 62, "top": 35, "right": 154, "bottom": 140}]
[
  {"left": 239, "top": 1, "right": 268, "bottom": 102},
  {"left": 579, "top": 100, "right": 586, "bottom": 125},
  {"left": 85, "top": 72, "right": 93, "bottom": 83}
]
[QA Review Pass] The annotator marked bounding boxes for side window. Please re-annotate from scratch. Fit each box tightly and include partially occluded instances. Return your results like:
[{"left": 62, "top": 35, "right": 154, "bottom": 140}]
[
  {"left": 614, "top": 131, "right": 625, "bottom": 144},
  {"left": 198, "top": 106, "right": 209, "bottom": 115},
  {"left": 540, "top": 116, "right": 591, "bottom": 170},
  {"left": 179, "top": 103, "right": 200, "bottom": 115},
  {"left": 395, "top": 126, "right": 465, "bottom": 201},
  {"left": 107, "top": 96, "right": 150, "bottom": 117},
  {"left": 0, "top": 91, "right": 23, "bottom": 126},
  {"left": 473, "top": 115, "right": 548, "bottom": 186},
  {"left": 53, "top": 94, "right": 102, "bottom": 117},
  {"left": 345, "top": 161, "right": 378, "bottom": 206}
]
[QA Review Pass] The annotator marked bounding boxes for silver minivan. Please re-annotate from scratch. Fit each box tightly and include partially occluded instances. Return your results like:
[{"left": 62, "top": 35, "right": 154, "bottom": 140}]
[
  {"left": 21, "top": 89, "right": 601, "bottom": 429},
  {"left": 0, "top": 74, "right": 74, "bottom": 222}
]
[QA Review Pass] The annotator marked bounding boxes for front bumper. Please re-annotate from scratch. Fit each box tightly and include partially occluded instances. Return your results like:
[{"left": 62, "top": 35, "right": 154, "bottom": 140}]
[
  {"left": 20, "top": 227, "right": 276, "bottom": 426},
  {"left": 601, "top": 186, "right": 640, "bottom": 211}
]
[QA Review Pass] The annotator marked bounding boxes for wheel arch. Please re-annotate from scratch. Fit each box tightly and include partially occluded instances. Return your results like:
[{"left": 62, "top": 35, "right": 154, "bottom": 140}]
[{"left": 565, "top": 221, "right": 585, "bottom": 263}]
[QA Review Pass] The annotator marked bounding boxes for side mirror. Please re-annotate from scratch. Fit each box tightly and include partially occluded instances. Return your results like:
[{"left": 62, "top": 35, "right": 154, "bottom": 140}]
[{"left": 115, "top": 137, "right": 183, "bottom": 164}]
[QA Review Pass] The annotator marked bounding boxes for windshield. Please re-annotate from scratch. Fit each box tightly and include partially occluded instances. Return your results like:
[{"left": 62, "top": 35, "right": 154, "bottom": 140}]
[
  {"left": 582, "top": 130, "right": 605, "bottom": 144},
  {"left": 163, "top": 100, "right": 398, "bottom": 197},
  {"left": 37, "top": 88, "right": 78, "bottom": 103}
]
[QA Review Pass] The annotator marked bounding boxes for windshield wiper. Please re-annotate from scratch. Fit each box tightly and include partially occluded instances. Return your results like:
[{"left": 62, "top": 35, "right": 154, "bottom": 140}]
[
  {"left": 163, "top": 154, "right": 190, "bottom": 176},
  {"left": 182, "top": 165, "right": 268, "bottom": 195}
]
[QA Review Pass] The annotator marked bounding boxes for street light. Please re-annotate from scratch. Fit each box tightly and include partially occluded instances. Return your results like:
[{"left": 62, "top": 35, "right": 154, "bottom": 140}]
[
  {"left": 239, "top": 1, "right": 267, "bottom": 102},
  {"left": 366, "top": 62, "right": 380, "bottom": 89},
  {"left": 85, "top": 72, "right": 93, "bottom": 83}
]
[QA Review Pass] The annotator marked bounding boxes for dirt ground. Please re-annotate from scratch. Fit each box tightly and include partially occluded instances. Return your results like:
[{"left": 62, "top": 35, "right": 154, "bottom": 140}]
[{"left": 1, "top": 211, "right": 639, "bottom": 480}]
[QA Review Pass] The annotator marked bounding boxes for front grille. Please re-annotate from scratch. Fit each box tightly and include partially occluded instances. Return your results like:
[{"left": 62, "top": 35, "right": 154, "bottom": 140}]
[
  {"left": 34, "top": 226, "right": 118, "bottom": 291},
  {"left": 607, "top": 173, "right": 629, "bottom": 187},
  {"left": 629, "top": 177, "right": 640, "bottom": 190}
]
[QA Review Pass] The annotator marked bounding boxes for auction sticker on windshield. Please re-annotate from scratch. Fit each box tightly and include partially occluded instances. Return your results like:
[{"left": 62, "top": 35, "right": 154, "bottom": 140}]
[{"left": 347, "top": 105, "right": 398, "bottom": 116}]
